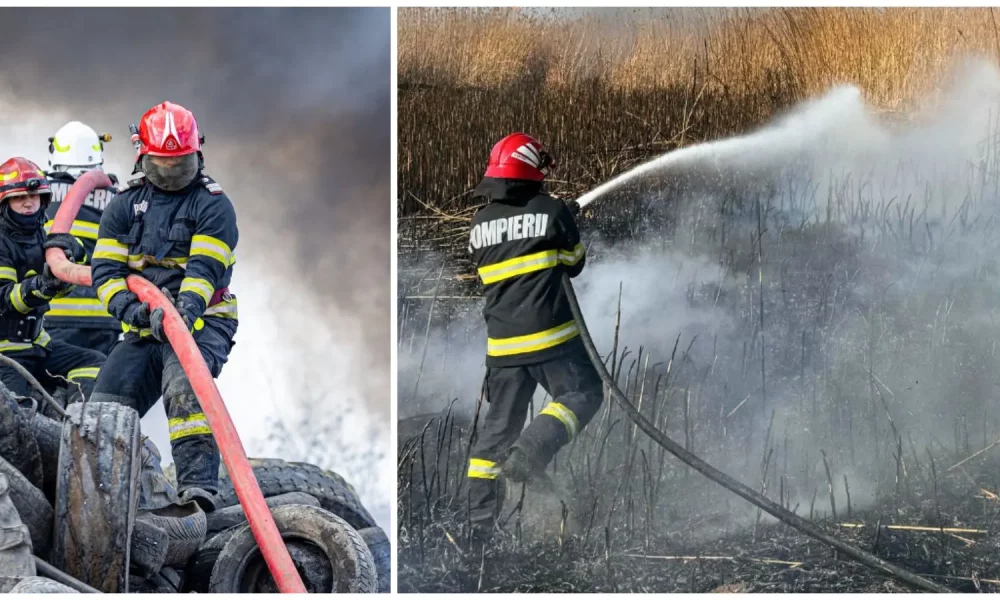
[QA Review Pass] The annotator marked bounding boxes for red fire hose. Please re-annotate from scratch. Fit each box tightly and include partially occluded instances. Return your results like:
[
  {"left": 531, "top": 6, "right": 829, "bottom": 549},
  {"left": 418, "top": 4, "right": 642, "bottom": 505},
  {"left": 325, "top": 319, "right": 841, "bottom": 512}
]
[{"left": 45, "top": 170, "right": 307, "bottom": 593}]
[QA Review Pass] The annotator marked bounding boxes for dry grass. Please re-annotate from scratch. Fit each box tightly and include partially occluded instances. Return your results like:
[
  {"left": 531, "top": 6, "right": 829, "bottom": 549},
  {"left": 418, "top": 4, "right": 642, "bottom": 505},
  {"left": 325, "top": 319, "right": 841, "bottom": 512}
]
[{"left": 398, "top": 7, "right": 1000, "bottom": 219}]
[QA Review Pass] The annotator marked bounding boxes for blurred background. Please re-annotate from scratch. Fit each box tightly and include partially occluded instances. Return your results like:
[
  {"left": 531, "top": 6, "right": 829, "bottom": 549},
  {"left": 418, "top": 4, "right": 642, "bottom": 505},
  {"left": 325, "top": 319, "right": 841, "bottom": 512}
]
[{"left": 0, "top": 7, "right": 391, "bottom": 527}]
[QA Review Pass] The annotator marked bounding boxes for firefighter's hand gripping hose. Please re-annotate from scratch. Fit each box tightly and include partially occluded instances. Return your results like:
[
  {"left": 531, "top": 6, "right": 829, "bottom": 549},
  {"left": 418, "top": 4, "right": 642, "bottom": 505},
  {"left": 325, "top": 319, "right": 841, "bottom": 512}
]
[
  {"left": 561, "top": 273, "right": 953, "bottom": 593},
  {"left": 45, "top": 170, "right": 307, "bottom": 593}
]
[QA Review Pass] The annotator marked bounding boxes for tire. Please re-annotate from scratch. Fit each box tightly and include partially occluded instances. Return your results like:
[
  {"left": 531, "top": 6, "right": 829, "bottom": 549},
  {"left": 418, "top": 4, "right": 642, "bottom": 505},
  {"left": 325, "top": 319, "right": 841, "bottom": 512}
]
[
  {"left": 137, "top": 437, "right": 179, "bottom": 512},
  {"left": 0, "top": 473, "right": 34, "bottom": 579},
  {"left": 183, "top": 527, "right": 241, "bottom": 593},
  {"left": 0, "top": 386, "right": 42, "bottom": 492},
  {"left": 51, "top": 402, "right": 141, "bottom": 593},
  {"left": 29, "top": 414, "right": 61, "bottom": 503},
  {"left": 207, "top": 491, "right": 320, "bottom": 535},
  {"left": 215, "top": 459, "right": 376, "bottom": 531},
  {"left": 9, "top": 576, "right": 78, "bottom": 593},
  {"left": 0, "top": 456, "right": 53, "bottom": 557},
  {"left": 129, "top": 514, "right": 169, "bottom": 578},
  {"left": 141, "top": 499, "right": 207, "bottom": 566},
  {"left": 208, "top": 504, "right": 377, "bottom": 593},
  {"left": 359, "top": 526, "right": 391, "bottom": 593}
]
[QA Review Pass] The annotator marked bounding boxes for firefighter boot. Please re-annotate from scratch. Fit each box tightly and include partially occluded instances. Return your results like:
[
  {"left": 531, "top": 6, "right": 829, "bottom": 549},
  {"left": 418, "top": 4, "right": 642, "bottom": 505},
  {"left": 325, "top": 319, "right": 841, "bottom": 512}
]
[{"left": 166, "top": 389, "right": 221, "bottom": 513}]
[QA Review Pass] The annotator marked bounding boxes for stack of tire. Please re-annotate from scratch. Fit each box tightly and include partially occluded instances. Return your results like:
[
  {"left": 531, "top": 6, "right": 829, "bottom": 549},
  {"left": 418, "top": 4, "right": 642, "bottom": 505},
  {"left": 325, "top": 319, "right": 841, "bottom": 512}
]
[{"left": 0, "top": 391, "right": 389, "bottom": 594}]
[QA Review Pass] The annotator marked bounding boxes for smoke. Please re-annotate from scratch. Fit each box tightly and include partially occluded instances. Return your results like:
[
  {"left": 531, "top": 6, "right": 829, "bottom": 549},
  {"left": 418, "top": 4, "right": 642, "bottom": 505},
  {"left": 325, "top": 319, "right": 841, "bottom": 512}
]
[
  {"left": 400, "top": 55, "right": 1000, "bottom": 530},
  {"left": 0, "top": 8, "right": 390, "bottom": 526}
]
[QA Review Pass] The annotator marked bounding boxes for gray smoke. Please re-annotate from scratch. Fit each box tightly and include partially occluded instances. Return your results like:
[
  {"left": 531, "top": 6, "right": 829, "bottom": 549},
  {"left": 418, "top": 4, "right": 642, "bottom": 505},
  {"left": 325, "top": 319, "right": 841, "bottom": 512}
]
[{"left": 0, "top": 8, "right": 390, "bottom": 526}]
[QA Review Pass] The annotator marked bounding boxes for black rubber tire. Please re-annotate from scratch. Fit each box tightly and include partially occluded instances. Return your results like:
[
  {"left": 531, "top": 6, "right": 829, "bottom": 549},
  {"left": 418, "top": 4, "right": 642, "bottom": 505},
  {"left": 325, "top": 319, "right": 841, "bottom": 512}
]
[
  {"left": 0, "top": 456, "right": 52, "bottom": 557},
  {"left": 9, "top": 576, "right": 79, "bottom": 593},
  {"left": 29, "top": 414, "right": 61, "bottom": 503},
  {"left": 129, "top": 514, "right": 169, "bottom": 578},
  {"left": 215, "top": 459, "right": 376, "bottom": 531},
  {"left": 0, "top": 388, "right": 43, "bottom": 493},
  {"left": 359, "top": 526, "right": 391, "bottom": 593},
  {"left": 51, "top": 402, "right": 141, "bottom": 593},
  {"left": 141, "top": 499, "right": 207, "bottom": 566},
  {"left": 208, "top": 504, "right": 377, "bottom": 593},
  {"left": 207, "top": 491, "right": 320, "bottom": 535},
  {"left": 182, "top": 526, "right": 241, "bottom": 593}
]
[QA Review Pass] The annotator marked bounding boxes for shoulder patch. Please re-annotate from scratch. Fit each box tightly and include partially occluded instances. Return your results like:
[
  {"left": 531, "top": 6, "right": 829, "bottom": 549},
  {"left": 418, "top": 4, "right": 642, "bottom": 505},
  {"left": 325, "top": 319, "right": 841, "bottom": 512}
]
[
  {"left": 201, "top": 176, "right": 223, "bottom": 195},
  {"left": 117, "top": 172, "right": 145, "bottom": 193}
]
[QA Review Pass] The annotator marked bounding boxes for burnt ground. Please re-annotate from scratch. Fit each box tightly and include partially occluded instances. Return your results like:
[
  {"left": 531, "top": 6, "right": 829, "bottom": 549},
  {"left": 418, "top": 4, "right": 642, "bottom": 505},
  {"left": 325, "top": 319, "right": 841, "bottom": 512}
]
[{"left": 398, "top": 449, "right": 1000, "bottom": 593}]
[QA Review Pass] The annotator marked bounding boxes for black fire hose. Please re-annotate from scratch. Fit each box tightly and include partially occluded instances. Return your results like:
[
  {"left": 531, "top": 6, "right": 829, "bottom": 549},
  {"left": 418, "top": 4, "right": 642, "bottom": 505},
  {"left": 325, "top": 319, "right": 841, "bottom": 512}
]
[{"left": 561, "top": 274, "right": 952, "bottom": 593}]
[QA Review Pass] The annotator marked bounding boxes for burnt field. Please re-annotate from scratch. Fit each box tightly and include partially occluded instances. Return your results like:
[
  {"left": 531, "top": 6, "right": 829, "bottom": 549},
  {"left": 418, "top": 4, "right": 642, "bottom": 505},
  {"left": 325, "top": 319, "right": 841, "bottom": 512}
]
[{"left": 397, "top": 9, "right": 1000, "bottom": 593}]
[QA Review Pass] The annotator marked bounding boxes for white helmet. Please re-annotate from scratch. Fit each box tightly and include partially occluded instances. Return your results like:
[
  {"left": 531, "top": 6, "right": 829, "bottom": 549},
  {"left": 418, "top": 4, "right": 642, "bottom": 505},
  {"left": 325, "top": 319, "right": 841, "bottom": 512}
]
[{"left": 48, "top": 121, "right": 109, "bottom": 178}]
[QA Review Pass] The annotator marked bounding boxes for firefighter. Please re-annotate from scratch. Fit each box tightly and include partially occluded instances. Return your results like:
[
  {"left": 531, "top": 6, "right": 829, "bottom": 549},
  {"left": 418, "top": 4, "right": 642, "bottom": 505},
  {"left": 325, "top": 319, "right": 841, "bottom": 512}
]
[
  {"left": 89, "top": 101, "right": 238, "bottom": 511},
  {"left": 0, "top": 157, "right": 106, "bottom": 403},
  {"left": 44, "top": 121, "right": 122, "bottom": 356},
  {"left": 465, "top": 132, "right": 604, "bottom": 539}
]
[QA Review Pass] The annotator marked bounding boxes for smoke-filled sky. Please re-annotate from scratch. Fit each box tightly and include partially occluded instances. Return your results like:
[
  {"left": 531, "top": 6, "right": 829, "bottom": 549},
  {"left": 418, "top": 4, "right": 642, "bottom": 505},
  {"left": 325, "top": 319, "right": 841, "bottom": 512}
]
[{"left": 0, "top": 8, "right": 391, "bottom": 526}]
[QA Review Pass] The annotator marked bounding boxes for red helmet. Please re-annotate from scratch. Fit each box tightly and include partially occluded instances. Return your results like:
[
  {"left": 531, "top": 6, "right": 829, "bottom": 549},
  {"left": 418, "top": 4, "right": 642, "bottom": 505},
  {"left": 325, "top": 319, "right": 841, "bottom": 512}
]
[
  {"left": 137, "top": 101, "right": 201, "bottom": 157},
  {"left": 0, "top": 157, "right": 50, "bottom": 204},
  {"left": 484, "top": 132, "right": 555, "bottom": 181}
]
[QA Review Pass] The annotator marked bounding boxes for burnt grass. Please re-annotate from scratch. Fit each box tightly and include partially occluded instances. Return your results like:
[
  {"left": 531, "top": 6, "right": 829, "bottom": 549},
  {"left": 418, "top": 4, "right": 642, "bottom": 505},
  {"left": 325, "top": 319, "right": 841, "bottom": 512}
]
[{"left": 398, "top": 151, "right": 1000, "bottom": 592}]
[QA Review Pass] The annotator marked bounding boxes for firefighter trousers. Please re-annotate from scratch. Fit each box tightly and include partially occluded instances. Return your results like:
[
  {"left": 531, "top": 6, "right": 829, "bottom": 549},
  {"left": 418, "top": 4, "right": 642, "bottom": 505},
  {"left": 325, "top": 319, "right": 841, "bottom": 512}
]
[
  {"left": 467, "top": 349, "right": 604, "bottom": 533},
  {"left": 0, "top": 339, "right": 105, "bottom": 401},
  {"left": 48, "top": 327, "right": 121, "bottom": 358},
  {"left": 89, "top": 318, "right": 234, "bottom": 494}
]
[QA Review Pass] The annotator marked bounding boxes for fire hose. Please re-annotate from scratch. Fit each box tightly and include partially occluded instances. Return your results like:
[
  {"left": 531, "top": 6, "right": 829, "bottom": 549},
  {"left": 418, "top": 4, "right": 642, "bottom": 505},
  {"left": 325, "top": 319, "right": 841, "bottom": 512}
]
[
  {"left": 45, "top": 170, "right": 307, "bottom": 593},
  {"left": 561, "top": 273, "right": 953, "bottom": 593}
]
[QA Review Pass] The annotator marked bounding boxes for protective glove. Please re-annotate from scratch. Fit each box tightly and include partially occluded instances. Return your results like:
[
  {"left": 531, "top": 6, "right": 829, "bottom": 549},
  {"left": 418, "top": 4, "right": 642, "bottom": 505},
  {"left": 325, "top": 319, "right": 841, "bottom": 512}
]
[
  {"left": 149, "top": 288, "right": 199, "bottom": 343},
  {"left": 43, "top": 233, "right": 86, "bottom": 264},
  {"left": 566, "top": 199, "right": 581, "bottom": 217},
  {"left": 121, "top": 300, "right": 152, "bottom": 329},
  {"left": 29, "top": 265, "right": 73, "bottom": 299}
]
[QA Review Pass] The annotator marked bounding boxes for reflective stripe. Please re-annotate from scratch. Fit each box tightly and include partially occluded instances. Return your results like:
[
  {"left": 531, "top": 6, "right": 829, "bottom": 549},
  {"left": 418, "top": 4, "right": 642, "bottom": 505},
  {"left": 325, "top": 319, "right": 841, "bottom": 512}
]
[
  {"left": 190, "top": 234, "right": 234, "bottom": 267},
  {"left": 36, "top": 330, "right": 50, "bottom": 348},
  {"left": 0, "top": 267, "right": 16, "bottom": 282},
  {"left": 540, "top": 402, "right": 580, "bottom": 439},
  {"left": 168, "top": 413, "right": 212, "bottom": 440},
  {"left": 94, "top": 238, "right": 128, "bottom": 262},
  {"left": 559, "top": 243, "right": 585, "bottom": 266},
  {"left": 477, "top": 249, "right": 558, "bottom": 285},
  {"left": 97, "top": 278, "right": 128, "bottom": 307},
  {"left": 45, "top": 219, "right": 99, "bottom": 240},
  {"left": 180, "top": 277, "right": 214, "bottom": 304},
  {"left": 9, "top": 283, "right": 30, "bottom": 314},
  {"left": 467, "top": 458, "right": 500, "bottom": 480},
  {"left": 47, "top": 298, "right": 114, "bottom": 319},
  {"left": 67, "top": 366, "right": 100, "bottom": 380},
  {"left": 487, "top": 320, "right": 580, "bottom": 357},
  {"left": 204, "top": 297, "right": 238, "bottom": 319},
  {"left": 0, "top": 330, "right": 55, "bottom": 352}
]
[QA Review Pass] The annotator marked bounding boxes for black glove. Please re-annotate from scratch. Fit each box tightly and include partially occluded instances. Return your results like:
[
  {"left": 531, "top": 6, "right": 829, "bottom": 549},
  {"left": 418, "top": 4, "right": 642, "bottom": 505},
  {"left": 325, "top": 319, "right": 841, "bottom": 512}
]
[
  {"left": 121, "top": 301, "right": 152, "bottom": 329},
  {"left": 566, "top": 199, "right": 581, "bottom": 217},
  {"left": 150, "top": 288, "right": 199, "bottom": 343},
  {"left": 44, "top": 233, "right": 86, "bottom": 264},
  {"left": 30, "top": 265, "right": 72, "bottom": 298}
]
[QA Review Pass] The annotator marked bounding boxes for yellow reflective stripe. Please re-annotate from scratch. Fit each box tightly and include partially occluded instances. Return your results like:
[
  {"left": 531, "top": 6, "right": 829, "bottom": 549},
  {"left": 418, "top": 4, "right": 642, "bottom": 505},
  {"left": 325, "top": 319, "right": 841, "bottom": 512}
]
[
  {"left": 180, "top": 277, "right": 214, "bottom": 304},
  {"left": 0, "top": 267, "right": 16, "bottom": 282},
  {"left": 540, "top": 402, "right": 580, "bottom": 439},
  {"left": 46, "top": 298, "right": 113, "bottom": 318},
  {"left": 97, "top": 278, "right": 128, "bottom": 308},
  {"left": 204, "top": 297, "right": 238, "bottom": 319},
  {"left": 467, "top": 458, "right": 500, "bottom": 480},
  {"left": 487, "top": 320, "right": 580, "bottom": 357},
  {"left": 168, "top": 412, "right": 212, "bottom": 440},
  {"left": 35, "top": 330, "right": 50, "bottom": 348},
  {"left": 190, "top": 234, "right": 234, "bottom": 267},
  {"left": 9, "top": 284, "right": 30, "bottom": 314},
  {"left": 45, "top": 220, "right": 99, "bottom": 240},
  {"left": 67, "top": 366, "right": 100, "bottom": 380},
  {"left": 477, "top": 249, "right": 558, "bottom": 285},
  {"left": 0, "top": 340, "right": 32, "bottom": 352},
  {"left": 559, "top": 243, "right": 585, "bottom": 266},
  {"left": 94, "top": 238, "right": 128, "bottom": 262}
]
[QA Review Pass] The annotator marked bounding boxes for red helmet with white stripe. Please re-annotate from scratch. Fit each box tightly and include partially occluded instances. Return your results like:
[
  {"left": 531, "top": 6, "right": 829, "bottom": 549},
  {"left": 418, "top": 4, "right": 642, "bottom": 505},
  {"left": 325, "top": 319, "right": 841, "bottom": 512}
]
[
  {"left": 484, "top": 132, "right": 555, "bottom": 181},
  {"left": 0, "top": 157, "right": 50, "bottom": 204},
  {"left": 137, "top": 101, "right": 201, "bottom": 157}
]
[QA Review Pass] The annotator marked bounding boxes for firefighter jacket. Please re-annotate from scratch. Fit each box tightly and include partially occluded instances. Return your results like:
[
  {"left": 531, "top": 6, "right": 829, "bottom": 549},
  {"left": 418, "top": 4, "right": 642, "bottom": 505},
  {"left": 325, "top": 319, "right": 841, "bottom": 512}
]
[
  {"left": 0, "top": 211, "right": 71, "bottom": 356},
  {"left": 43, "top": 171, "right": 121, "bottom": 330},
  {"left": 468, "top": 177, "right": 586, "bottom": 368},
  {"left": 91, "top": 172, "right": 239, "bottom": 339}
]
